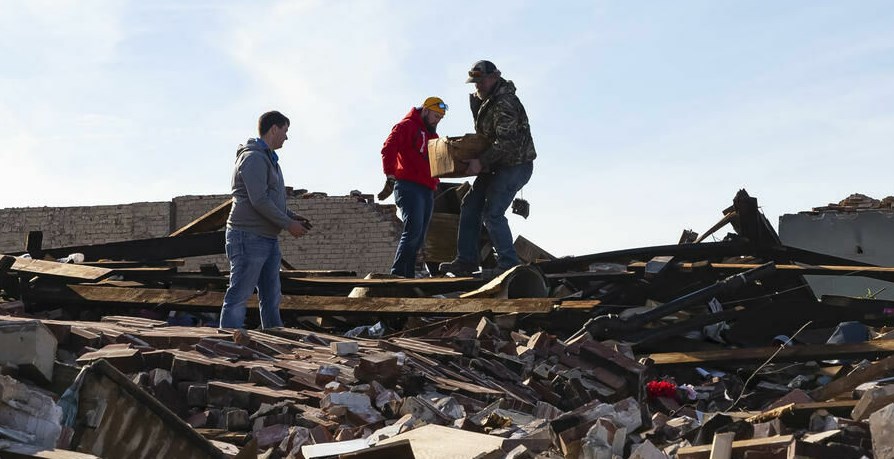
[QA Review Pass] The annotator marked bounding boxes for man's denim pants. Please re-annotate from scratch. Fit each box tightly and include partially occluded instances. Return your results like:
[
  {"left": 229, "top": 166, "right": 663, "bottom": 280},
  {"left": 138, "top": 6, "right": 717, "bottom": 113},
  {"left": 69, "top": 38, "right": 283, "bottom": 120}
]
[
  {"left": 456, "top": 162, "right": 533, "bottom": 269},
  {"left": 391, "top": 180, "right": 434, "bottom": 278},
  {"left": 220, "top": 228, "right": 284, "bottom": 329}
]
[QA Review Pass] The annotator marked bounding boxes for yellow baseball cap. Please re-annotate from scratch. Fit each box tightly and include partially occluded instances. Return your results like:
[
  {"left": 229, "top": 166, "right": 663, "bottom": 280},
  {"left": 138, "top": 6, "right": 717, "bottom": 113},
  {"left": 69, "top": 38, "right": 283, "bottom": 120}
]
[{"left": 421, "top": 97, "right": 448, "bottom": 115}]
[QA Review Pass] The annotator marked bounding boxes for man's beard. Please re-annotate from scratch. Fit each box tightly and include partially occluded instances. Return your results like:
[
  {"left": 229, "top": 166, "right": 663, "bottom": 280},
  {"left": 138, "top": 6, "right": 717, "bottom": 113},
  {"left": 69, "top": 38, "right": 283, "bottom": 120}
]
[
  {"left": 475, "top": 88, "right": 488, "bottom": 99},
  {"left": 423, "top": 119, "right": 437, "bottom": 133}
]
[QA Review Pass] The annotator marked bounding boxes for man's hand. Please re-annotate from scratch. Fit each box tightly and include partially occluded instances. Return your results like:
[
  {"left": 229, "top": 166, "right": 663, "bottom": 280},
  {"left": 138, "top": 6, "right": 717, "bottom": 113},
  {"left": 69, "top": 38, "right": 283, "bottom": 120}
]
[
  {"left": 465, "top": 158, "right": 483, "bottom": 175},
  {"left": 287, "top": 220, "right": 308, "bottom": 238},
  {"left": 291, "top": 213, "right": 312, "bottom": 229},
  {"left": 377, "top": 176, "right": 396, "bottom": 201}
]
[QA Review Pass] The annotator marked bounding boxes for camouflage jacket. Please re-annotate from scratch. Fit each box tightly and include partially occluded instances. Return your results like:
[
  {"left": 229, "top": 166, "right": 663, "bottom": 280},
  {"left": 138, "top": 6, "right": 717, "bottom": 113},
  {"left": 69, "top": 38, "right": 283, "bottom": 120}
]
[{"left": 470, "top": 78, "right": 537, "bottom": 168}]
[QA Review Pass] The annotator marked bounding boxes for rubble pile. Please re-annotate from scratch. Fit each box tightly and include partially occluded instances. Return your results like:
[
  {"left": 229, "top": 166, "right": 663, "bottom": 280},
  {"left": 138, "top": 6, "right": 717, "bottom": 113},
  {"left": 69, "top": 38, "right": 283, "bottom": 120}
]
[
  {"left": 812, "top": 192, "right": 894, "bottom": 212},
  {"left": 0, "top": 189, "right": 893, "bottom": 458}
]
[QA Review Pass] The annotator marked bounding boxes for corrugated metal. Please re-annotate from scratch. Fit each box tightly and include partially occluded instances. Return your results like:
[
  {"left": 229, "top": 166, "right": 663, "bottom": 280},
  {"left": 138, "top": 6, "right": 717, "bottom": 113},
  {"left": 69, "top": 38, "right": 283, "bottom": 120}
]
[{"left": 70, "top": 360, "right": 222, "bottom": 459}]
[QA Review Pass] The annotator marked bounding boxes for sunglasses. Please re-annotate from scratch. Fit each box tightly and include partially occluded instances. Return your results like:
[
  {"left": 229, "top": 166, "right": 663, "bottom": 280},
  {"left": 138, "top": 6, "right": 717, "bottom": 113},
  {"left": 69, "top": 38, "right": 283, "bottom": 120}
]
[{"left": 427, "top": 101, "right": 448, "bottom": 111}]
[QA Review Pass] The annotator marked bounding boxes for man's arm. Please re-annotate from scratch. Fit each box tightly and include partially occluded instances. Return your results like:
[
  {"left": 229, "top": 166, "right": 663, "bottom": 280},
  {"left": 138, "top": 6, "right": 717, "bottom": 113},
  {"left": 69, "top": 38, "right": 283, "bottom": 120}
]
[
  {"left": 381, "top": 120, "right": 410, "bottom": 177},
  {"left": 378, "top": 120, "right": 409, "bottom": 199},
  {"left": 239, "top": 154, "right": 293, "bottom": 230},
  {"left": 478, "top": 97, "right": 523, "bottom": 168}
]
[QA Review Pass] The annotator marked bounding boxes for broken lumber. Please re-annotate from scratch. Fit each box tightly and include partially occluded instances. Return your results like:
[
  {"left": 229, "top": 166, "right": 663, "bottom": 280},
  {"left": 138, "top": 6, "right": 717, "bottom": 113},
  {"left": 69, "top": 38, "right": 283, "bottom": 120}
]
[
  {"left": 6, "top": 256, "right": 111, "bottom": 281},
  {"left": 809, "top": 354, "right": 894, "bottom": 401},
  {"left": 48, "top": 285, "right": 561, "bottom": 315},
  {"left": 648, "top": 340, "right": 894, "bottom": 367},
  {"left": 169, "top": 199, "right": 232, "bottom": 237},
  {"left": 9, "top": 232, "right": 226, "bottom": 262}
]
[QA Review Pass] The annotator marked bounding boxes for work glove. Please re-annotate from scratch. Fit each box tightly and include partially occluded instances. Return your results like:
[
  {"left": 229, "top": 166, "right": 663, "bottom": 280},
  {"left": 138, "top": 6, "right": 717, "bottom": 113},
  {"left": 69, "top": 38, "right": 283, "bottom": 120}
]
[{"left": 377, "top": 176, "right": 396, "bottom": 201}]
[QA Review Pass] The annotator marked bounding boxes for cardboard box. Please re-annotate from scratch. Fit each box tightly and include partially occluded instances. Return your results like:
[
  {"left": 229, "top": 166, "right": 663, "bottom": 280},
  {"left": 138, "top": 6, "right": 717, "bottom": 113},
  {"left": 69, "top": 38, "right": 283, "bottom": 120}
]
[{"left": 428, "top": 133, "right": 491, "bottom": 178}]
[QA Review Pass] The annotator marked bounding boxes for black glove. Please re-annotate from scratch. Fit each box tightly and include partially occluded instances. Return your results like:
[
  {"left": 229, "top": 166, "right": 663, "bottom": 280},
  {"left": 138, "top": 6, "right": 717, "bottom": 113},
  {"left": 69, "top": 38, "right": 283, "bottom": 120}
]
[{"left": 377, "top": 177, "right": 396, "bottom": 201}]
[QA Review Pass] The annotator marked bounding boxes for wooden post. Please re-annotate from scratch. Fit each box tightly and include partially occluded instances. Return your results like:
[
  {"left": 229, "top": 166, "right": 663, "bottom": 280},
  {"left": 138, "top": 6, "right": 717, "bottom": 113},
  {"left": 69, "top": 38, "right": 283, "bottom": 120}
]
[{"left": 709, "top": 431, "right": 735, "bottom": 459}]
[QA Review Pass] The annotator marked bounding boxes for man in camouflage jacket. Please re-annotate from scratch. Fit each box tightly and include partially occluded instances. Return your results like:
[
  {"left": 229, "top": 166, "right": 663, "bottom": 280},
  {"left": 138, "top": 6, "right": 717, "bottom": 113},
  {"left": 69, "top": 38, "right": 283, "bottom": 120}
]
[{"left": 439, "top": 60, "right": 536, "bottom": 276}]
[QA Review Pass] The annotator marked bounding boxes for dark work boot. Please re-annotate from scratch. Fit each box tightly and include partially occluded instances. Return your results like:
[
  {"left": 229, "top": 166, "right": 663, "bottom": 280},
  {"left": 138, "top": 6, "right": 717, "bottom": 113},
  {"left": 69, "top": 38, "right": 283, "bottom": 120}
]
[{"left": 438, "top": 259, "right": 479, "bottom": 277}]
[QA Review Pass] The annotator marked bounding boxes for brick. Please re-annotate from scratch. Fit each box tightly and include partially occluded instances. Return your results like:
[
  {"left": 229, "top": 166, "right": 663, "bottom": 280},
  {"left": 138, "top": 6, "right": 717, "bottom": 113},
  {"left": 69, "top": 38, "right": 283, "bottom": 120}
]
[
  {"left": 0, "top": 320, "right": 57, "bottom": 383},
  {"left": 853, "top": 385, "right": 894, "bottom": 421},
  {"left": 331, "top": 341, "right": 359, "bottom": 356},
  {"left": 870, "top": 403, "right": 894, "bottom": 459}
]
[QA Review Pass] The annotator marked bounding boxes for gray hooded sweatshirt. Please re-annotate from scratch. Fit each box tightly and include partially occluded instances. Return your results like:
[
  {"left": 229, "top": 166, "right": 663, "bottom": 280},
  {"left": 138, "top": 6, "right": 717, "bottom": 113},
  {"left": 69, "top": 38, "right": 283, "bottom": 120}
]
[{"left": 226, "top": 138, "right": 295, "bottom": 238}]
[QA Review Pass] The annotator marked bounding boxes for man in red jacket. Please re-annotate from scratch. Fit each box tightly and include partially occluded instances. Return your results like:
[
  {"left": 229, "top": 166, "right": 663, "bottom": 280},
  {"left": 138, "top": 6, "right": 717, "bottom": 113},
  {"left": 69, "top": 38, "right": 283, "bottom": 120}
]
[{"left": 378, "top": 97, "right": 447, "bottom": 277}]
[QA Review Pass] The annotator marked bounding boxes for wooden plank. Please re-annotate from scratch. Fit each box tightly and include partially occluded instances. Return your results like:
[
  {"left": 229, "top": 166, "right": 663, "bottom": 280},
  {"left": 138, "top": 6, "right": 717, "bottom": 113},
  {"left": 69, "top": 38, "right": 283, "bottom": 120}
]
[
  {"left": 279, "top": 269, "right": 357, "bottom": 278},
  {"left": 709, "top": 431, "right": 735, "bottom": 459},
  {"left": 647, "top": 340, "right": 894, "bottom": 367},
  {"left": 6, "top": 255, "right": 112, "bottom": 281},
  {"left": 746, "top": 400, "right": 858, "bottom": 424},
  {"left": 555, "top": 299, "right": 601, "bottom": 310},
  {"left": 55, "top": 285, "right": 559, "bottom": 314},
  {"left": 8, "top": 232, "right": 225, "bottom": 262},
  {"left": 82, "top": 259, "right": 186, "bottom": 268},
  {"left": 111, "top": 272, "right": 457, "bottom": 291},
  {"left": 278, "top": 276, "right": 483, "bottom": 287},
  {"left": 428, "top": 375, "right": 504, "bottom": 397},
  {"left": 676, "top": 435, "right": 793, "bottom": 459},
  {"left": 378, "top": 424, "right": 504, "bottom": 459},
  {"left": 169, "top": 198, "right": 232, "bottom": 236},
  {"left": 207, "top": 381, "right": 308, "bottom": 403},
  {"left": 0, "top": 443, "right": 101, "bottom": 458},
  {"left": 809, "top": 354, "right": 894, "bottom": 401}
]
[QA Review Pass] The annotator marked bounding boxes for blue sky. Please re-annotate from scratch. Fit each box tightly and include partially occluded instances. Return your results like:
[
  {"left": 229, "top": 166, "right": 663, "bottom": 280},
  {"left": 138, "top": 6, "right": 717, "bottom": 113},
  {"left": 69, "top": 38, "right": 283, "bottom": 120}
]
[{"left": 2, "top": 1, "right": 893, "bottom": 257}]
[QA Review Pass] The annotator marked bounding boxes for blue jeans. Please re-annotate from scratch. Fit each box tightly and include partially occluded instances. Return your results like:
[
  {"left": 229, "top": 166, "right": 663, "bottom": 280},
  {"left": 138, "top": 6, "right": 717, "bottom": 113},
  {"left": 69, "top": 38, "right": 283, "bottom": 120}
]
[
  {"left": 391, "top": 180, "right": 434, "bottom": 278},
  {"left": 220, "top": 228, "right": 284, "bottom": 329},
  {"left": 456, "top": 162, "right": 533, "bottom": 269}
]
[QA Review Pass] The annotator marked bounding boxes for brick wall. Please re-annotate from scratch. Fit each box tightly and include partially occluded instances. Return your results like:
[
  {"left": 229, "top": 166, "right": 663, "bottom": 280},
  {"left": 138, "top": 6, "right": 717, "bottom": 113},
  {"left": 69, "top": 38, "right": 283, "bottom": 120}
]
[
  {"left": 0, "top": 202, "right": 171, "bottom": 252},
  {"left": 0, "top": 194, "right": 402, "bottom": 275}
]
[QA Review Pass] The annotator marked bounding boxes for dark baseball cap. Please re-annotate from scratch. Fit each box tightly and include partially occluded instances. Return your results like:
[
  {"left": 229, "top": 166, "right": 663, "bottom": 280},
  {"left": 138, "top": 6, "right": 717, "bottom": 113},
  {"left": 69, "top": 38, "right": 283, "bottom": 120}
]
[{"left": 465, "top": 60, "right": 500, "bottom": 83}]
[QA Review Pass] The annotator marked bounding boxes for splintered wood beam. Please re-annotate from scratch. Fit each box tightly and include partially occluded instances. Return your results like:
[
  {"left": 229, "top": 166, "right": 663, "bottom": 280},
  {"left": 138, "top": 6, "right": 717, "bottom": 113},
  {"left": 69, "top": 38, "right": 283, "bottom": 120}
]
[
  {"left": 647, "top": 340, "right": 894, "bottom": 367},
  {"left": 169, "top": 199, "right": 233, "bottom": 236},
  {"left": 5, "top": 255, "right": 112, "bottom": 281},
  {"left": 9, "top": 231, "right": 226, "bottom": 262},
  {"left": 53, "top": 285, "right": 560, "bottom": 314},
  {"left": 746, "top": 400, "right": 858, "bottom": 424},
  {"left": 694, "top": 211, "right": 736, "bottom": 244},
  {"left": 808, "top": 354, "right": 894, "bottom": 402}
]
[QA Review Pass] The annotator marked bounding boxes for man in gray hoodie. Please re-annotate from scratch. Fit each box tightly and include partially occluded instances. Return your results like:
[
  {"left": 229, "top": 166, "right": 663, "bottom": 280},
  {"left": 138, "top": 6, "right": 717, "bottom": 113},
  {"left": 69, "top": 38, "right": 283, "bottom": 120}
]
[{"left": 220, "top": 110, "right": 309, "bottom": 330}]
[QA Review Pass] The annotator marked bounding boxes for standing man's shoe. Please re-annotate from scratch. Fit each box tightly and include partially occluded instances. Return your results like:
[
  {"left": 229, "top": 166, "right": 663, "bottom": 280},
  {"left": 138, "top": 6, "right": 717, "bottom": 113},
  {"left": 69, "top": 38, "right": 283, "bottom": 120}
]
[{"left": 438, "top": 259, "right": 479, "bottom": 276}]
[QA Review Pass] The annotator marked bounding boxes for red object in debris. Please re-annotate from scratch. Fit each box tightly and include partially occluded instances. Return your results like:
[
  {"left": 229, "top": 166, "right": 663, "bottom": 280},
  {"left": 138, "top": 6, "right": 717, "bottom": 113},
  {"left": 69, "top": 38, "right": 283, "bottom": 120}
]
[{"left": 646, "top": 380, "right": 678, "bottom": 400}]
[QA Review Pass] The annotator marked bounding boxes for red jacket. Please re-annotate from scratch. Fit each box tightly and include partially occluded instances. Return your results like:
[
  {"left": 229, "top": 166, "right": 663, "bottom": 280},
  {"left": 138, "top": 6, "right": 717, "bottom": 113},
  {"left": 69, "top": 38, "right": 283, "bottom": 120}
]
[{"left": 381, "top": 108, "right": 440, "bottom": 190}]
